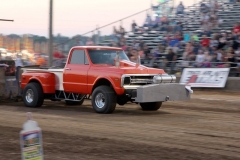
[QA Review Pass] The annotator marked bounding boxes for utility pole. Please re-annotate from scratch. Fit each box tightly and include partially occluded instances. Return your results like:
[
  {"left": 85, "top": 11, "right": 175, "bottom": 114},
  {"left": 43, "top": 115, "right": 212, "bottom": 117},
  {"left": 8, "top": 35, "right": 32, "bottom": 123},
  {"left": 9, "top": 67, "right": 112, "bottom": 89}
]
[
  {"left": 48, "top": 0, "right": 53, "bottom": 67},
  {"left": 150, "top": 0, "right": 152, "bottom": 16}
]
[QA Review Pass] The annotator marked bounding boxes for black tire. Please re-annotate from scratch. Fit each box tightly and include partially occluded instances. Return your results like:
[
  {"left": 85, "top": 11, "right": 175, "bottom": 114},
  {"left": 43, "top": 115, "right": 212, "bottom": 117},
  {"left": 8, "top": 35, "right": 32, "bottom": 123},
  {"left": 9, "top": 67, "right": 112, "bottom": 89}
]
[
  {"left": 91, "top": 86, "right": 116, "bottom": 114},
  {"left": 23, "top": 82, "right": 44, "bottom": 108},
  {"left": 117, "top": 95, "right": 128, "bottom": 106},
  {"left": 140, "top": 102, "right": 162, "bottom": 111},
  {"left": 65, "top": 99, "right": 84, "bottom": 105}
]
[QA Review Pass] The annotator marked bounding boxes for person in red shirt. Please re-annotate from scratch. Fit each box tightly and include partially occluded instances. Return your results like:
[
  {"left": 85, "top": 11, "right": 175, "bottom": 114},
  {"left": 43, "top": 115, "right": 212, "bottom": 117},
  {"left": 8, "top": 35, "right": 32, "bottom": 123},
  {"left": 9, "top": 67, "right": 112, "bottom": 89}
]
[
  {"left": 233, "top": 22, "right": 240, "bottom": 34},
  {"left": 175, "top": 31, "right": 183, "bottom": 41},
  {"left": 200, "top": 35, "right": 210, "bottom": 47}
]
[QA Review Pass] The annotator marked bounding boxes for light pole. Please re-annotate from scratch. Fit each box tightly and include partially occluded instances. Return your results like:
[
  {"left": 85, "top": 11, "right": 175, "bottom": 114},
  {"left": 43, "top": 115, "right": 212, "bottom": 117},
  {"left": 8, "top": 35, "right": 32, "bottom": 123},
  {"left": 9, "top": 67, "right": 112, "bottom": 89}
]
[{"left": 48, "top": 0, "right": 53, "bottom": 67}]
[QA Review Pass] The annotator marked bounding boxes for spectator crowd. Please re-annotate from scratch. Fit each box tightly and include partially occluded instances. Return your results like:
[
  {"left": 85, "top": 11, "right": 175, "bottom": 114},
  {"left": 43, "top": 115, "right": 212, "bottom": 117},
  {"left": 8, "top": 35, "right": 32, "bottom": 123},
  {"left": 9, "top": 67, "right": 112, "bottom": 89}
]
[{"left": 108, "top": 0, "right": 240, "bottom": 76}]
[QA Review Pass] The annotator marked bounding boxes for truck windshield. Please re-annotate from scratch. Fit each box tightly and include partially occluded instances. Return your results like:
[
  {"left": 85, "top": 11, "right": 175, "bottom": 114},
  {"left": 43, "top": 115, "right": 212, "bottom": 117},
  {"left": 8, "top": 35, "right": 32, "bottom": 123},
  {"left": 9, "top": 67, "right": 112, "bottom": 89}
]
[{"left": 88, "top": 50, "right": 130, "bottom": 65}]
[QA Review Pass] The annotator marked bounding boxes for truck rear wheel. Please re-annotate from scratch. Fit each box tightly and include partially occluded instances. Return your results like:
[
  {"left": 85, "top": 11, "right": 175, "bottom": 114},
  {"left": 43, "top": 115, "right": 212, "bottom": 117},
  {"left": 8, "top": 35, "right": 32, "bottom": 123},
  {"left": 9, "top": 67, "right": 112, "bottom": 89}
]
[
  {"left": 23, "top": 82, "right": 44, "bottom": 108},
  {"left": 91, "top": 86, "right": 116, "bottom": 114},
  {"left": 140, "top": 102, "right": 162, "bottom": 111}
]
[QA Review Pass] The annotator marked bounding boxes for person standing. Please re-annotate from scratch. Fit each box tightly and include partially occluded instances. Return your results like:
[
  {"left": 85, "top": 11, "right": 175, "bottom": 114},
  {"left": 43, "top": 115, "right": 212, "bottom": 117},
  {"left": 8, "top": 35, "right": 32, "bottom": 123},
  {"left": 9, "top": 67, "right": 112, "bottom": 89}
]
[
  {"left": 143, "top": 14, "right": 152, "bottom": 28},
  {"left": 176, "top": 1, "right": 185, "bottom": 14},
  {"left": 15, "top": 54, "right": 23, "bottom": 95},
  {"left": 131, "top": 20, "right": 137, "bottom": 32},
  {"left": 15, "top": 53, "right": 23, "bottom": 75},
  {"left": 165, "top": 48, "right": 177, "bottom": 74}
]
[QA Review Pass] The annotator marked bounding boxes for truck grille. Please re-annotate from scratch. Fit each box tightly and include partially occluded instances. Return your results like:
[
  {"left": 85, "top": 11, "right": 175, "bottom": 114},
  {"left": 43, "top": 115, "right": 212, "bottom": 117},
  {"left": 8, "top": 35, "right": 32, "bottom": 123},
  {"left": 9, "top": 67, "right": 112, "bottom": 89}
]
[
  {"left": 121, "top": 74, "right": 176, "bottom": 89},
  {"left": 123, "top": 76, "right": 154, "bottom": 85}
]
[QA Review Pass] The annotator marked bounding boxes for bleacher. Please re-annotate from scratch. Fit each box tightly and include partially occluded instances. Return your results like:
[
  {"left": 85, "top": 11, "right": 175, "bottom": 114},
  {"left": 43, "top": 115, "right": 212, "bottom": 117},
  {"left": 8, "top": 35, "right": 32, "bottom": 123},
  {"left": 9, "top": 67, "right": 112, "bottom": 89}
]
[
  {"left": 99, "top": 0, "right": 240, "bottom": 49},
  {"left": 98, "top": 0, "right": 240, "bottom": 75}
]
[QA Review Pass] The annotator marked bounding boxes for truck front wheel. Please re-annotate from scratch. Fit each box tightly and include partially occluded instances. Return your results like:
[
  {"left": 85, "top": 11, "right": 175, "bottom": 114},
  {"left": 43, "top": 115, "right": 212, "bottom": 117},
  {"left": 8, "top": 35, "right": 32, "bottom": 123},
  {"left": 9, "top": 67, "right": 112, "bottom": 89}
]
[
  {"left": 140, "top": 102, "right": 162, "bottom": 111},
  {"left": 91, "top": 86, "right": 116, "bottom": 114},
  {"left": 23, "top": 82, "right": 44, "bottom": 108}
]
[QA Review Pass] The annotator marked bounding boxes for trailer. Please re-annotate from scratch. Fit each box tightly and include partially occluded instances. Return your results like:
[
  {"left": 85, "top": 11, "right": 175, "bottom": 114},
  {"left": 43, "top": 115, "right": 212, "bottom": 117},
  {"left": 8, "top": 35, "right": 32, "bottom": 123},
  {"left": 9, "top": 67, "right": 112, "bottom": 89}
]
[{"left": 0, "top": 60, "right": 40, "bottom": 101}]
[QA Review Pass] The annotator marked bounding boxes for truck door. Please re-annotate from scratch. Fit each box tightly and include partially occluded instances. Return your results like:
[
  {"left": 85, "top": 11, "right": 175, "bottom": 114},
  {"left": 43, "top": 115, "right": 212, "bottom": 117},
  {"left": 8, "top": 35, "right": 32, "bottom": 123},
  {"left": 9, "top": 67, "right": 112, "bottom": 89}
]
[{"left": 63, "top": 49, "right": 90, "bottom": 94}]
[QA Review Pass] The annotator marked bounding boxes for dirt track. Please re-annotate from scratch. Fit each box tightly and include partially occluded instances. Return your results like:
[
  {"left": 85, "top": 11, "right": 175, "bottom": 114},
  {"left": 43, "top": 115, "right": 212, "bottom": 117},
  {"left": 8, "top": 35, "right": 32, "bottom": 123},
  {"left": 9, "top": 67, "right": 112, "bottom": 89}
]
[{"left": 0, "top": 91, "right": 240, "bottom": 160}]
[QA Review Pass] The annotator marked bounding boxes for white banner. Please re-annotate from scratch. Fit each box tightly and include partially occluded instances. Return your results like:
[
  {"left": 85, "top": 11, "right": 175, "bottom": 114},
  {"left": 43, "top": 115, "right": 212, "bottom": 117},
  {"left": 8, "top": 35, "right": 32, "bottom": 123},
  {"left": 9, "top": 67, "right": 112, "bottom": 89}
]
[{"left": 179, "top": 68, "right": 230, "bottom": 88}]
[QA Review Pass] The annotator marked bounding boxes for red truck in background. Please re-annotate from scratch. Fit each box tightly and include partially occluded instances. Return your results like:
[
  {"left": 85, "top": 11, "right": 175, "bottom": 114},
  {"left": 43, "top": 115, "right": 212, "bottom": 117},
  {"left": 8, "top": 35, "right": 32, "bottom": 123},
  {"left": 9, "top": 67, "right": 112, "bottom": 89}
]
[{"left": 20, "top": 46, "right": 193, "bottom": 114}]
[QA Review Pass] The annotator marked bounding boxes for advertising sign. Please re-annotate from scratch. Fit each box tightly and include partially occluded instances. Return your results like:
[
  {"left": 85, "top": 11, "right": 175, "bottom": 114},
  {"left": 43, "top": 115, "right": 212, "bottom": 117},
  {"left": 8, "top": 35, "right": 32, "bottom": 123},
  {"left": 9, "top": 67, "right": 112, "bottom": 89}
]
[{"left": 179, "top": 68, "right": 230, "bottom": 88}]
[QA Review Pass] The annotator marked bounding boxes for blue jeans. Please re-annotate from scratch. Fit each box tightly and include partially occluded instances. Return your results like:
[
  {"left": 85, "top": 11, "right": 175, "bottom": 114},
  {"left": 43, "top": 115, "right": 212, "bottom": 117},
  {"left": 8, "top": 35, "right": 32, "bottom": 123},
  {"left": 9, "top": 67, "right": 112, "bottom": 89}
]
[
  {"left": 165, "top": 62, "right": 176, "bottom": 74},
  {"left": 176, "top": 11, "right": 184, "bottom": 14},
  {"left": 15, "top": 66, "right": 21, "bottom": 95},
  {"left": 15, "top": 66, "right": 20, "bottom": 82}
]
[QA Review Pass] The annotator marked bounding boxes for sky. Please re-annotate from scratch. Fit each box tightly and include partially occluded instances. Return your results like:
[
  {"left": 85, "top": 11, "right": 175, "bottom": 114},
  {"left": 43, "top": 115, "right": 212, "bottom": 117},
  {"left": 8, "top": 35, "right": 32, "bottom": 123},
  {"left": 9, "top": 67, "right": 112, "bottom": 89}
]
[{"left": 0, "top": 0, "right": 195, "bottom": 37}]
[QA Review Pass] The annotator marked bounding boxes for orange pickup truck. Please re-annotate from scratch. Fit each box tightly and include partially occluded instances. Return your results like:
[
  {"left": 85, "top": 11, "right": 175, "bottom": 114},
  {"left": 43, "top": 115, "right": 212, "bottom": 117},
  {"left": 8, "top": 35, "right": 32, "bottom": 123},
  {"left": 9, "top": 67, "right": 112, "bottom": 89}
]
[{"left": 21, "top": 46, "right": 193, "bottom": 114}]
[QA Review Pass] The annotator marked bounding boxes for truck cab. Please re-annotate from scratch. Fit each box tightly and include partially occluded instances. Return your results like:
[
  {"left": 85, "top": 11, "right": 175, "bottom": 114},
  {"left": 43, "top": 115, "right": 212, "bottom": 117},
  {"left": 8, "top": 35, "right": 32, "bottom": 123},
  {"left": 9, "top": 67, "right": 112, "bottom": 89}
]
[{"left": 21, "top": 46, "right": 193, "bottom": 114}]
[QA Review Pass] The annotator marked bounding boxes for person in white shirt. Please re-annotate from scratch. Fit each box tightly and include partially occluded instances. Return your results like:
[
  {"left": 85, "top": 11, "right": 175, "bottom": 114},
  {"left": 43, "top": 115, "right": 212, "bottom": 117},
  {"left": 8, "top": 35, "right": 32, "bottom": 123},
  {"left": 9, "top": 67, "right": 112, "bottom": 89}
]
[
  {"left": 194, "top": 50, "right": 205, "bottom": 67},
  {"left": 15, "top": 54, "right": 23, "bottom": 67},
  {"left": 216, "top": 49, "right": 223, "bottom": 62},
  {"left": 132, "top": 40, "right": 139, "bottom": 49},
  {"left": 210, "top": 37, "right": 219, "bottom": 48}
]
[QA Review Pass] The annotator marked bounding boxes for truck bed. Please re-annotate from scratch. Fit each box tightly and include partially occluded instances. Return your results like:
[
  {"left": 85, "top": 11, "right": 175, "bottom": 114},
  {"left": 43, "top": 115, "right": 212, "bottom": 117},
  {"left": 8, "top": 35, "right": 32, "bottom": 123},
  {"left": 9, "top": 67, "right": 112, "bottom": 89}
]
[{"left": 22, "top": 68, "right": 64, "bottom": 90}]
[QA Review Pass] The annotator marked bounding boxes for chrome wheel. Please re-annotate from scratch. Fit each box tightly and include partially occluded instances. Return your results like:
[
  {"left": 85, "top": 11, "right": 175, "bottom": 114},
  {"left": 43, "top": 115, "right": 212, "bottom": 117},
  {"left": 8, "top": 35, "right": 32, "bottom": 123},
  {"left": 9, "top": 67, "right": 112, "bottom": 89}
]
[
  {"left": 25, "top": 89, "right": 34, "bottom": 103},
  {"left": 95, "top": 93, "right": 105, "bottom": 109}
]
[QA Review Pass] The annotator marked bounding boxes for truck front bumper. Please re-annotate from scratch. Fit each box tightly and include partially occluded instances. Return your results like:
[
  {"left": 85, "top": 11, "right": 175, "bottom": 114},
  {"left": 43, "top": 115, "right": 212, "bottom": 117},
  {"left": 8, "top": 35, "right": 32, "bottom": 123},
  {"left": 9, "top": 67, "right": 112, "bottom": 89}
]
[{"left": 134, "top": 83, "right": 193, "bottom": 103}]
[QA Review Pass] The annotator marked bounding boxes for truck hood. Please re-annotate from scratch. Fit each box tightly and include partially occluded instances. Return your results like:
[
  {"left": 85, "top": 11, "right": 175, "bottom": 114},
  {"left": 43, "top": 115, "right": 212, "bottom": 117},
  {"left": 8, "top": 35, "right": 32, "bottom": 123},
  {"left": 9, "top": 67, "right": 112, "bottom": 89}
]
[{"left": 92, "top": 60, "right": 166, "bottom": 74}]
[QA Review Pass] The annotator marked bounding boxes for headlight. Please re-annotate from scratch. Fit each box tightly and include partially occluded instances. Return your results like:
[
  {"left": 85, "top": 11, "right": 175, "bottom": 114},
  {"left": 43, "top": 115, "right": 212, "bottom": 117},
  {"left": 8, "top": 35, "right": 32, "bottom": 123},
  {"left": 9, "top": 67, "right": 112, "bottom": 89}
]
[
  {"left": 123, "top": 77, "right": 131, "bottom": 85},
  {"left": 153, "top": 74, "right": 176, "bottom": 84},
  {"left": 121, "top": 75, "right": 131, "bottom": 87}
]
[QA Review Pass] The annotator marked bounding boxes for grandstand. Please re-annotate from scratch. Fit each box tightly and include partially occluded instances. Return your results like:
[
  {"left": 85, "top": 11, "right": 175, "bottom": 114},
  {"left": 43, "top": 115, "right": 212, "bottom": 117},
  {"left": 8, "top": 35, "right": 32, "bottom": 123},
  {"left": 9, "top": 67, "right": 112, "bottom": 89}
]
[
  {"left": 99, "top": 0, "right": 240, "bottom": 49},
  {"left": 98, "top": 0, "right": 240, "bottom": 75}
]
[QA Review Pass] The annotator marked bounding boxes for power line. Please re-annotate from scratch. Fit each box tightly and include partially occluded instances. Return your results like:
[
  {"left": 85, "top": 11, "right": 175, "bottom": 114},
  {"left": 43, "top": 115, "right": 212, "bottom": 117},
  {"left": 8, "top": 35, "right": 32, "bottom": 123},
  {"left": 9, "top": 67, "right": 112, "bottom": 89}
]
[
  {"left": 53, "top": 0, "right": 170, "bottom": 47},
  {"left": 0, "top": 19, "right": 14, "bottom": 22}
]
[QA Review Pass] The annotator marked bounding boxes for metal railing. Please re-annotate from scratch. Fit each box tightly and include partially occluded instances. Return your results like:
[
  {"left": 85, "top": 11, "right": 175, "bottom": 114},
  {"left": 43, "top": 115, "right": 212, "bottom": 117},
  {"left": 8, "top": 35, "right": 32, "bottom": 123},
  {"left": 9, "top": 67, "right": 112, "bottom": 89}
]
[{"left": 139, "top": 59, "right": 239, "bottom": 76}]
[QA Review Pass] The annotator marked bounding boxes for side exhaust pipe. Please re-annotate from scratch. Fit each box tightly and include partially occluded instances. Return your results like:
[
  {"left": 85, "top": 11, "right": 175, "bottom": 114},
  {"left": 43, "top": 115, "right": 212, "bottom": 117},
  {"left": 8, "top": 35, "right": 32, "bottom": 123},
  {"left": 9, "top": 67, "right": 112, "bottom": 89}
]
[{"left": 153, "top": 74, "right": 176, "bottom": 84}]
